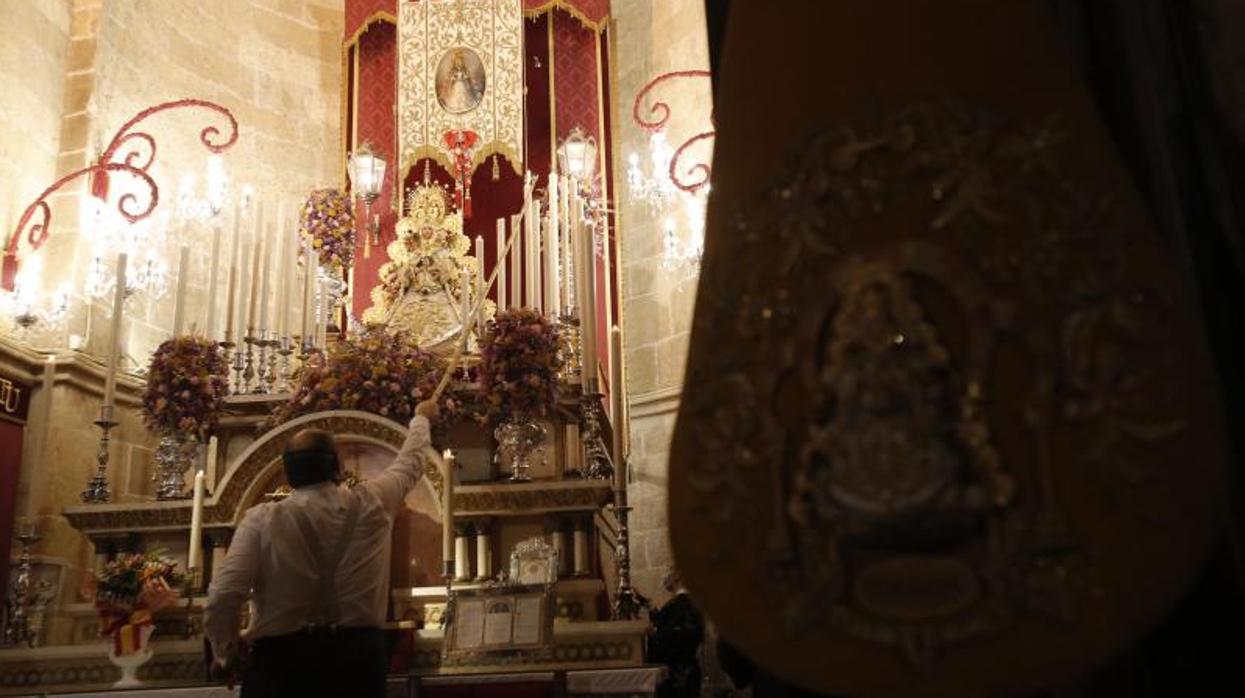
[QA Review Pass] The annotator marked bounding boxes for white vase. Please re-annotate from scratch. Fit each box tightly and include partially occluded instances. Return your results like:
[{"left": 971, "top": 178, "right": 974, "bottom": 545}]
[{"left": 108, "top": 625, "right": 155, "bottom": 688}]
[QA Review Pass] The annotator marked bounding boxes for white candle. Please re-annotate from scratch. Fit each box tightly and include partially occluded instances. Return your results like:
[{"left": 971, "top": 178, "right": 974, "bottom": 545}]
[
  {"left": 224, "top": 202, "right": 242, "bottom": 343},
  {"left": 577, "top": 194, "right": 598, "bottom": 388},
  {"left": 561, "top": 181, "right": 573, "bottom": 310},
  {"left": 236, "top": 217, "right": 252, "bottom": 338},
  {"left": 188, "top": 468, "right": 205, "bottom": 571},
  {"left": 602, "top": 218, "right": 614, "bottom": 353},
  {"left": 442, "top": 449, "right": 454, "bottom": 565},
  {"left": 460, "top": 267, "right": 471, "bottom": 342},
  {"left": 171, "top": 245, "right": 190, "bottom": 336},
  {"left": 610, "top": 326, "right": 625, "bottom": 491},
  {"left": 258, "top": 222, "right": 271, "bottom": 333},
  {"left": 283, "top": 209, "right": 297, "bottom": 338},
  {"left": 509, "top": 214, "right": 521, "bottom": 308},
  {"left": 496, "top": 218, "right": 507, "bottom": 312},
  {"left": 547, "top": 176, "right": 560, "bottom": 317},
  {"left": 474, "top": 235, "right": 485, "bottom": 335},
  {"left": 301, "top": 235, "right": 314, "bottom": 343},
  {"left": 248, "top": 200, "right": 265, "bottom": 332},
  {"left": 102, "top": 252, "right": 128, "bottom": 408},
  {"left": 273, "top": 202, "right": 287, "bottom": 336},
  {"left": 206, "top": 219, "right": 223, "bottom": 339},
  {"left": 530, "top": 212, "right": 543, "bottom": 313}
]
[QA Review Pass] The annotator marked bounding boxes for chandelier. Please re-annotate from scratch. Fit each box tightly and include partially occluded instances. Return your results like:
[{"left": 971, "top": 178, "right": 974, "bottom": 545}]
[{"left": 629, "top": 70, "right": 715, "bottom": 274}]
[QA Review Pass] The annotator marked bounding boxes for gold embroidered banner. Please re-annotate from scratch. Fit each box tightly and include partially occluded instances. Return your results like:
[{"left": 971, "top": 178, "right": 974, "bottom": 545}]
[{"left": 398, "top": 0, "right": 524, "bottom": 179}]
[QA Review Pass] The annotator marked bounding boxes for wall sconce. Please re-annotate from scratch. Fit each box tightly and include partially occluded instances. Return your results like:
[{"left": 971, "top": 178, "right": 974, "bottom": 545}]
[{"left": 557, "top": 126, "right": 598, "bottom": 192}]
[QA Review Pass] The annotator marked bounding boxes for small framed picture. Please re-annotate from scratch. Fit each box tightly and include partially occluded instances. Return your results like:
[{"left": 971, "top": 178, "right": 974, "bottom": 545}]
[{"left": 443, "top": 584, "right": 554, "bottom": 665}]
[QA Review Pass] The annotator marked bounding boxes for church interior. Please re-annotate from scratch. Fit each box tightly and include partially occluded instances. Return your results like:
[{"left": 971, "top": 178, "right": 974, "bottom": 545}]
[{"left": 1, "top": 1, "right": 1243, "bottom": 696}]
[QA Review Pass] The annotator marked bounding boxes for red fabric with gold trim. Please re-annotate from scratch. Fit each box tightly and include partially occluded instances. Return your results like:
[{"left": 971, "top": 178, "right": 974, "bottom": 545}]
[
  {"left": 523, "top": 0, "right": 609, "bottom": 30},
  {"left": 350, "top": 21, "right": 398, "bottom": 321}
]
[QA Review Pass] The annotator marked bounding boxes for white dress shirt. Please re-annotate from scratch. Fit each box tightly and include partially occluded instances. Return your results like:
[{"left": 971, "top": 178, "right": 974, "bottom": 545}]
[{"left": 205, "top": 415, "right": 438, "bottom": 657}]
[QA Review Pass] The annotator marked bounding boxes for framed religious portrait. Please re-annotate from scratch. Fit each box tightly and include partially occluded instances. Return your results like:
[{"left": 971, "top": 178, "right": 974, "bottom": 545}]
[
  {"left": 435, "top": 47, "right": 486, "bottom": 114},
  {"left": 442, "top": 584, "right": 555, "bottom": 665}
]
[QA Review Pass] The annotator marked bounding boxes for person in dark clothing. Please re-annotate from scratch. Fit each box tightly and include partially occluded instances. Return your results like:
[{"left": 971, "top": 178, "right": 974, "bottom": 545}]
[{"left": 648, "top": 570, "right": 705, "bottom": 698}]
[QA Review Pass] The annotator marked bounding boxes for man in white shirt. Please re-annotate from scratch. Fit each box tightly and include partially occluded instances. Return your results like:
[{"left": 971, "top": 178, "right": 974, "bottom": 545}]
[{"left": 205, "top": 399, "right": 440, "bottom": 697}]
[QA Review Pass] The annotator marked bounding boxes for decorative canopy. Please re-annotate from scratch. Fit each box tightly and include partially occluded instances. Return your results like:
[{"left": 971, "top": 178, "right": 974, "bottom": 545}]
[{"left": 522, "top": 0, "right": 610, "bottom": 32}]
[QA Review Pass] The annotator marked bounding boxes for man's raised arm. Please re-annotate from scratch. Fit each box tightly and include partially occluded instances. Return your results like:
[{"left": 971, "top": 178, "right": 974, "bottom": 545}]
[{"left": 367, "top": 399, "right": 441, "bottom": 513}]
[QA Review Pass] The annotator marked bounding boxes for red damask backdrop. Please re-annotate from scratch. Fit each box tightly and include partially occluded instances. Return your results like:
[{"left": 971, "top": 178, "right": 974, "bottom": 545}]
[{"left": 344, "top": 0, "right": 615, "bottom": 388}]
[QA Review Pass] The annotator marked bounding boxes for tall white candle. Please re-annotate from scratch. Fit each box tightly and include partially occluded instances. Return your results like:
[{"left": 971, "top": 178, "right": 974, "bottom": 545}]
[
  {"left": 460, "top": 267, "right": 471, "bottom": 341},
  {"left": 474, "top": 235, "right": 485, "bottom": 335},
  {"left": 273, "top": 202, "right": 287, "bottom": 336},
  {"left": 224, "top": 203, "right": 242, "bottom": 343},
  {"left": 301, "top": 235, "right": 314, "bottom": 343},
  {"left": 258, "top": 221, "right": 271, "bottom": 333},
  {"left": 496, "top": 218, "right": 507, "bottom": 312},
  {"left": 602, "top": 219, "right": 614, "bottom": 352},
  {"left": 206, "top": 218, "right": 223, "bottom": 339},
  {"left": 236, "top": 217, "right": 252, "bottom": 338},
  {"left": 561, "top": 184, "right": 573, "bottom": 310},
  {"left": 530, "top": 212, "right": 543, "bottom": 314},
  {"left": 171, "top": 245, "right": 190, "bottom": 336},
  {"left": 102, "top": 253, "right": 128, "bottom": 408},
  {"left": 442, "top": 449, "right": 454, "bottom": 565},
  {"left": 576, "top": 194, "right": 598, "bottom": 388},
  {"left": 188, "top": 468, "right": 205, "bottom": 571},
  {"left": 509, "top": 214, "right": 521, "bottom": 308},
  {"left": 547, "top": 176, "right": 560, "bottom": 317},
  {"left": 283, "top": 209, "right": 297, "bottom": 338}
]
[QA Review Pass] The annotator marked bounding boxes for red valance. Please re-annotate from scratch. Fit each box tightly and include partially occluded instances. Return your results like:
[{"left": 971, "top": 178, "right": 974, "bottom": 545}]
[
  {"left": 523, "top": 0, "right": 610, "bottom": 31},
  {"left": 345, "top": 0, "right": 397, "bottom": 45}
]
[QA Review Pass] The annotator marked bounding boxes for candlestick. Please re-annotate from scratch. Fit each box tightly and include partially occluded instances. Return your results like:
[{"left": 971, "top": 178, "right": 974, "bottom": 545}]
[
  {"left": 561, "top": 179, "right": 573, "bottom": 310},
  {"left": 610, "top": 325, "right": 626, "bottom": 491},
  {"left": 172, "top": 245, "right": 190, "bottom": 336},
  {"left": 496, "top": 218, "right": 507, "bottom": 312},
  {"left": 102, "top": 253, "right": 128, "bottom": 408},
  {"left": 247, "top": 201, "right": 265, "bottom": 331},
  {"left": 530, "top": 212, "right": 543, "bottom": 314},
  {"left": 442, "top": 449, "right": 455, "bottom": 564},
  {"left": 282, "top": 209, "right": 297, "bottom": 338},
  {"left": 236, "top": 218, "right": 252, "bottom": 346},
  {"left": 188, "top": 468, "right": 205, "bottom": 573}
]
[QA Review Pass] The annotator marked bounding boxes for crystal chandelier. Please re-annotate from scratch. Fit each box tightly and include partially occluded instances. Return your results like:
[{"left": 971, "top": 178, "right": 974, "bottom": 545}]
[
  {"left": 1, "top": 256, "right": 70, "bottom": 337},
  {"left": 626, "top": 131, "right": 679, "bottom": 217}
]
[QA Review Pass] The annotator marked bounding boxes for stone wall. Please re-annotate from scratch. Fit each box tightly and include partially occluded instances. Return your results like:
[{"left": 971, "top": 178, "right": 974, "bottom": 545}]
[
  {"left": 4, "top": 0, "right": 345, "bottom": 646},
  {"left": 0, "top": 0, "right": 72, "bottom": 241},
  {"left": 609, "top": 0, "right": 711, "bottom": 604}
]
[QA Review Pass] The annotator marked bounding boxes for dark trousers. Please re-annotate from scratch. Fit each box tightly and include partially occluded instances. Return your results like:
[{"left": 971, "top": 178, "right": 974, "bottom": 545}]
[{"left": 243, "top": 627, "right": 386, "bottom": 698}]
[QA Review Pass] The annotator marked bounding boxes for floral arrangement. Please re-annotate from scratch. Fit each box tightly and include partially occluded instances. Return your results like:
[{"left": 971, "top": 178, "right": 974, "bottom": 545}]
[
  {"left": 274, "top": 328, "right": 461, "bottom": 424},
  {"left": 479, "top": 309, "right": 564, "bottom": 419},
  {"left": 142, "top": 336, "right": 228, "bottom": 440},
  {"left": 88, "top": 551, "right": 182, "bottom": 653},
  {"left": 300, "top": 188, "right": 356, "bottom": 270}
]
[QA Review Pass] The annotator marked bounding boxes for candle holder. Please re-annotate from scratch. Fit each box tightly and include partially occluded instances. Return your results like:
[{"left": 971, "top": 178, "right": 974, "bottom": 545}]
[
  {"left": 181, "top": 567, "right": 202, "bottom": 639},
  {"left": 218, "top": 338, "right": 235, "bottom": 383},
  {"left": 577, "top": 392, "right": 615, "bottom": 481},
  {"left": 262, "top": 335, "right": 279, "bottom": 394},
  {"left": 2, "top": 525, "right": 53, "bottom": 647},
  {"left": 81, "top": 406, "right": 118, "bottom": 503},
  {"left": 152, "top": 432, "right": 196, "bottom": 500},
  {"left": 254, "top": 330, "right": 270, "bottom": 395},
  {"left": 229, "top": 338, "right": 246, "bottom": 395},
  {"left": 440, "top": 561, "right": 456, "bottom": 633},
  {"left": 242, "top": 332, "right": 258, "bottom": 394},
  {"left": 277, "top": 336, "right": 294, "bottom": 392},
  {"left": 610, "top": 498, "right": 647, "bottom": 621},
  {"left": 557, "top": 312, "right": 582, "bottom": 383}
]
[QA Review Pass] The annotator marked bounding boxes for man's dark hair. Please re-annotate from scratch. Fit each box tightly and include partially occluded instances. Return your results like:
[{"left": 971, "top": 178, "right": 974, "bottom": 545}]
[{"left": 282, "top": 429, "right": 340, "bottom": 488}]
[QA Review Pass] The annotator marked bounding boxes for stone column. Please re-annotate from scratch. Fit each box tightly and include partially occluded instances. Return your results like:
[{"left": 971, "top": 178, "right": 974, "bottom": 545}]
[
  {"left": 474, "top": 519, "right": 492, "bottom": 581},
  {"left": 454, "top": 525, "right": 472, "bottom": 582},
  {"left": 573, "top": 518, "right": 590, "bottom": 576}
]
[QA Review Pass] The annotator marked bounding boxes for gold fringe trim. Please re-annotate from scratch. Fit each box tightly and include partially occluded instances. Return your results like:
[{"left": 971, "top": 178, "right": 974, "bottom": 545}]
[
  {"left": 343, "top": 11, "right": 398, "bottom": 51},
  {"left": 523, "top": 1, "right": 610, "bottom": 33}
]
